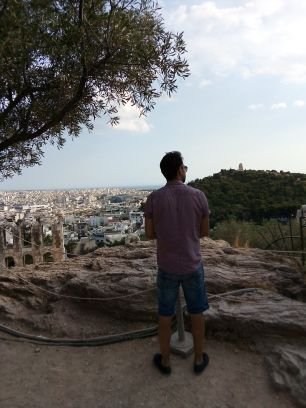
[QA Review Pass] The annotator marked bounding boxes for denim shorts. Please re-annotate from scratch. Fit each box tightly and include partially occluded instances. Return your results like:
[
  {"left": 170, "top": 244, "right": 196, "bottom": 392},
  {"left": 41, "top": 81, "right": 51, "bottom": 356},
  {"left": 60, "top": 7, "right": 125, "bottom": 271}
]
[{"left": 156, "top": 264, "right": 209, "bottom": 316}]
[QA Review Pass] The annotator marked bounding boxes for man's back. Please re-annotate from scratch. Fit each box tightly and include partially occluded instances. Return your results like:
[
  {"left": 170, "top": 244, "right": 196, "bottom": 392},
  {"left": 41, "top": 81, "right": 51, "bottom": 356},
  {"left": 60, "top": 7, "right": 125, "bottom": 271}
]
[{"left": 145, "top": 180, "right": 209, "bottom": 274}]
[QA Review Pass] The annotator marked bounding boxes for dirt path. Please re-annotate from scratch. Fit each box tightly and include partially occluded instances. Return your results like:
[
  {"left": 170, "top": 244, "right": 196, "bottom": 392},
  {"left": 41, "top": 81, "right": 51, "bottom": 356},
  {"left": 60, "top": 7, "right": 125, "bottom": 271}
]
[{"left": 0, "top": 336, "right": 295, "bottom": 408}]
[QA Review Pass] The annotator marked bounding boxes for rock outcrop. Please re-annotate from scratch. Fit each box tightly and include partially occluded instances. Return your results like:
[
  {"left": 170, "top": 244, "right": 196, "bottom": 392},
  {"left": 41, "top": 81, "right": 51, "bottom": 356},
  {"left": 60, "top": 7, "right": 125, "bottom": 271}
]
[
  {"left": 265, "top": 344, "right": 306, "bottom": 407},
  {"left": 205, "top": 289, "right": 306, "bottom": 341},
  {"left": 0, "top": 239, "right": 305, "bottom": 334},
  {"left": 0, "top": 238, "right": 305, "bottom": 406}
]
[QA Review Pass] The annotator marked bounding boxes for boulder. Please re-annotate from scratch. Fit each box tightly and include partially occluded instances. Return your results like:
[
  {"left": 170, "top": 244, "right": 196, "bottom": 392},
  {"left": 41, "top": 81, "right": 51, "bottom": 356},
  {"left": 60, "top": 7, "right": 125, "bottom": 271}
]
[
  {"left": 204, "top": 289, "right": 306, "bottom": 341},
  {"left": 265, "top": 344, "right": 306, "bottom": 407},
  {"left": 202, "top": 242, "right": 305, "bottom": 299}
]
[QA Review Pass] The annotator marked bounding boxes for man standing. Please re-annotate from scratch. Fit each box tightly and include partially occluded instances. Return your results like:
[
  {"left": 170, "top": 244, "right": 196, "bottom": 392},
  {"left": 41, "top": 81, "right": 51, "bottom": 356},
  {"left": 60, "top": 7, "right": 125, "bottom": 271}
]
[{"left": 145, "top": 151, "right": 210, "bottom": 375}]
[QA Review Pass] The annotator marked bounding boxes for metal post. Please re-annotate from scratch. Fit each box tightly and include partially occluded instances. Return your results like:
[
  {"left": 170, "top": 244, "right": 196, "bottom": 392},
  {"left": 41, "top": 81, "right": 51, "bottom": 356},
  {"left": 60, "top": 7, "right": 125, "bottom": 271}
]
[
  {"left": 176, "top": 292, "right": 185, "bottom": 342},
  {"left": 170, "top": 287, "right": 194, "bottom": 357},
  {"left": 300, "top": 216, "right": 305, "bottom": 266},
  {"left": 289, "top": 217, "right": 294, "bottom": 252}
]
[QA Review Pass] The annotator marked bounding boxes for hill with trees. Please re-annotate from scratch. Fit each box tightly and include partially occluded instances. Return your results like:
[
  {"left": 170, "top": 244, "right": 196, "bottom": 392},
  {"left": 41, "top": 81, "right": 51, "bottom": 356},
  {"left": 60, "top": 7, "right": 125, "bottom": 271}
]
[{"left": 189, "top": 169, "right": 306, "bottom": 226}]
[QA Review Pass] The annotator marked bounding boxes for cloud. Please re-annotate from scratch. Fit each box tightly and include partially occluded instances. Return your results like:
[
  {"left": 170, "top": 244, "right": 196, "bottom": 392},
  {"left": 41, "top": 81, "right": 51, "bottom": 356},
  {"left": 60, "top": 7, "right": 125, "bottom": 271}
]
[
  {"left": 248, "top": 103, "right": 264, "bottom": 110},
  {"left": 199, "top": 79, "right": 213, "bottom": 88},
  {"left": 159, "top": 94, "right": 177, "bottom": 103},
  {"left": 271, "top": 102, "right": 287, "bottom": 110},
  {"left": 166, "top": 0, "right": 306, "bottom": 82},
  {"left": 112, "top": 102, "right": 151, "bottom": 133},
  {"left": 293, "top": 100, "right": 305, "bottom": 107}
]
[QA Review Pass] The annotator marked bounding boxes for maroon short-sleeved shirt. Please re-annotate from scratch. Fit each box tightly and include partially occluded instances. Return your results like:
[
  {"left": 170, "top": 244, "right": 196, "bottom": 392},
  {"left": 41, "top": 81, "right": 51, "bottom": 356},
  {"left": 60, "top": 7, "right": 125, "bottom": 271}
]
[{"left": 144, "top": 180, "right": 209, "bottom": 274}]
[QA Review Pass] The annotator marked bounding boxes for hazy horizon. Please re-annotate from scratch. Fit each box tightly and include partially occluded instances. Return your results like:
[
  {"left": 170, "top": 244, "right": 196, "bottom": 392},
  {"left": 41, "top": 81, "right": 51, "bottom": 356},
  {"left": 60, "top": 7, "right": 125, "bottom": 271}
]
[
  {"left": 0, "top": 184, "right": 163, "bottom": 192},
  {"left": 2, "top": 165, "right": 306, "bottom": 192}
]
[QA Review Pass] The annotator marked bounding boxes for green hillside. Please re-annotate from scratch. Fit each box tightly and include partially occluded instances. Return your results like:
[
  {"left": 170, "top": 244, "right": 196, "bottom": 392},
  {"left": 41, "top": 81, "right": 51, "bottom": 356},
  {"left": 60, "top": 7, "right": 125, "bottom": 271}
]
[{"left": 189, "top": 169, "right": 306, "bottom": 226}]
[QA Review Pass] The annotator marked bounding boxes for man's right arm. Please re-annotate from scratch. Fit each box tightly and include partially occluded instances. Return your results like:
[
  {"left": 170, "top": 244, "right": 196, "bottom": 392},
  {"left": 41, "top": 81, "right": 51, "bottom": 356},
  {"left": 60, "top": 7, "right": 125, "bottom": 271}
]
[
  {"left": 200, "top": 216, "right": 209, "bottom": 237},
  {"left": 144, "top": 193, "right": 156, "bottom": 240},
  {"left": 145, "top": 217, "right": 156, "bottom": 240}
]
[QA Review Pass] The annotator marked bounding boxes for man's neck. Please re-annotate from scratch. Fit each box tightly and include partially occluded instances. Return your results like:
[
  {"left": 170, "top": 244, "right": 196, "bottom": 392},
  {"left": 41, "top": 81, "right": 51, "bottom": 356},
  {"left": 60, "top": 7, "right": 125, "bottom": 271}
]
[{"left": 167, "top": 179, "right": 184, "bottom": 184}]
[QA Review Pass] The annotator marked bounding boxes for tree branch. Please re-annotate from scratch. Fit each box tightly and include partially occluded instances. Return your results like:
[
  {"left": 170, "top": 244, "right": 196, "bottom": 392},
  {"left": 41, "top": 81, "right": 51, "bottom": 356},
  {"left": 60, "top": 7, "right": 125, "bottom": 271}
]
[
  {"left": 0, "top": 49, "right": 112, "bottom": 152},
  {"left": 0, "top": 84, "right": 53, "bottom": 123},
  {"left": 79, "top": 0, "right": 84, "bottom": 22},
  {"left": 0, "top": 0, "right": 8, "bottom": 19},
  {"left": 0, "top": 74, "right": 87, "bottom": 152}
]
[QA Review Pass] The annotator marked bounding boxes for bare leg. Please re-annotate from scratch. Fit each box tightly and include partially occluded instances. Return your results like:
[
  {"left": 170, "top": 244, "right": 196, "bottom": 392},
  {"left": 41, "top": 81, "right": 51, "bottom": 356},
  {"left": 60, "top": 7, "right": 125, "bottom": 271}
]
[
  {"left": 158, "top": 315, "right": 173, "bottom": 366},
  {"left": 190, "top": 313, "right": 205, "bottom": 364}
]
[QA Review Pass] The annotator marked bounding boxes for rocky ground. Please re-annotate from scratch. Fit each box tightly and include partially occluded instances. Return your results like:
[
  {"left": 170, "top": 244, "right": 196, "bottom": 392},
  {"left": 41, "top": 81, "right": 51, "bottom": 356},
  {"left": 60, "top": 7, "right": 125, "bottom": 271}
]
[
  {"left": 0, "top": 238, "right": 305, "bottom": 407},
  {"left": 0, "top": 335, "right": 296, "bottom": 408}
]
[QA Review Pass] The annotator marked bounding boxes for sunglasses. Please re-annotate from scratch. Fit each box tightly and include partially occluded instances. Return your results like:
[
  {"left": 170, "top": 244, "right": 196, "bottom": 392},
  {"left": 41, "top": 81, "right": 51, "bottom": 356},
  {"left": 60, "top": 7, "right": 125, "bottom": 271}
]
[{"left": 183, "top": 165, "right": 188, "bottom": 172}]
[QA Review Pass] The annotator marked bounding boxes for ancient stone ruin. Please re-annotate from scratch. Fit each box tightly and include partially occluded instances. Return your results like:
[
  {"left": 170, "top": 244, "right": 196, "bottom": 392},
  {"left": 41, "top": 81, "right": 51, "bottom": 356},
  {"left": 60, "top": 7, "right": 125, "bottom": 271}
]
[{"left": 0, "top": 219, "right": 65, "bottom": 268}]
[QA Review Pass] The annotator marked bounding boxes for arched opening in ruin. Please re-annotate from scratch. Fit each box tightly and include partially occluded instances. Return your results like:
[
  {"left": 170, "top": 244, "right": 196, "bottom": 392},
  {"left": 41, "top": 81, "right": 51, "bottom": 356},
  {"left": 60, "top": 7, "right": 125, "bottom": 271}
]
[
  {"left": 5, "top": 256, "right": 15, "bottom": 268},
  {"left": 4, "top": 228, "right": 14, "bottom": 248},
  {"left": 23, "top": 224, "right": 32, "bottom": 247},
  {"left": 43, "top": 224, "right": 53, "bottom": 246},
  {"left": 24, "top": 254, "right": 34, "bottom": 265},
  {"left": 43, "top": 252, "right": 53, "bottom": 262}
]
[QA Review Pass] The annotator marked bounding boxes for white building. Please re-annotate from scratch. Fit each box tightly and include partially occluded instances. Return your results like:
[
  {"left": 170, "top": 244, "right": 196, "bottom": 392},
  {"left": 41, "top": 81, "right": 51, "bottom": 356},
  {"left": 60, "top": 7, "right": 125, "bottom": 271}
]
[
  {"left": 88, "top": 216, "right": 105, "bottom": 227},
  {"left": 129, "top": 211, "right": 144, "bottom": 226}
]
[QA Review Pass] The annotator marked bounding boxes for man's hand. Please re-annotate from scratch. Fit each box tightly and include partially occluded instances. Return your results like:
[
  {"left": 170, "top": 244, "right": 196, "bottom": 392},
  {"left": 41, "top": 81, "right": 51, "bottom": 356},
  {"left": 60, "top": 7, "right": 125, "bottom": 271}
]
[
  {"left": 145, "top": 217, "right": 156, "bottom": 240},
  {"left": 200, "top": 216, "right": 209, "bottom": 238}
]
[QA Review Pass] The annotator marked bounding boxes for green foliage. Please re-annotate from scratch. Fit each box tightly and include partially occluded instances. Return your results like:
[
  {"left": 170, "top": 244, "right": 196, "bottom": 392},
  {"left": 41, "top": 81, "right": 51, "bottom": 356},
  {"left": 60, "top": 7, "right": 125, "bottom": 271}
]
[
  {"left": 139, "top": 231, "right": 147, "bottom": 241},
  {"left": 0, "top": 0, "right": 189, "bottom": 178},
  {"left": 65, "top": 240, "right": 78, "bottom": 257},
  {"left": 189, "top": 169, "right": 306, "bottom": 226},
  {"left": 43, "top": 235, "right": 53, "bottom": 246},
  {"left": 210, "top": 219, "right": 301, "bottom": 250}
]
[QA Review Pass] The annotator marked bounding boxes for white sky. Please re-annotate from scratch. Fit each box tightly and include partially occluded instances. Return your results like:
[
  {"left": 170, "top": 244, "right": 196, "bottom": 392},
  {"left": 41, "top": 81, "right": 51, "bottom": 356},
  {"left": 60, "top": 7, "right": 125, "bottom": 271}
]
[{"left": 2, "top": 0, "right": 306, "bottom": 190}]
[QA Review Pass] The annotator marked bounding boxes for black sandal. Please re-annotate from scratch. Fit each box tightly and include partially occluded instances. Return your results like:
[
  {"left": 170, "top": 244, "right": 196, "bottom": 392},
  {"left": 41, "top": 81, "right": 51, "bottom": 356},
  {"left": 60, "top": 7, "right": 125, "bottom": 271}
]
[
  {"left": 194, "top": 353, "right": 209, "bottom": 374},
  {"left": 153, "top": 353, "right": 171, "bottom": 375}
]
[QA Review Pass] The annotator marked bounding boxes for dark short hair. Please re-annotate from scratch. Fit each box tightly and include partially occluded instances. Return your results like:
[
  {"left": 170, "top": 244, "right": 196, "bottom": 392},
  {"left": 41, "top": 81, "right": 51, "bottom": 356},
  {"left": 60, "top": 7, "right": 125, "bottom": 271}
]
[{"left": 160, "top": 151, "right": 183, "bottom": 181}]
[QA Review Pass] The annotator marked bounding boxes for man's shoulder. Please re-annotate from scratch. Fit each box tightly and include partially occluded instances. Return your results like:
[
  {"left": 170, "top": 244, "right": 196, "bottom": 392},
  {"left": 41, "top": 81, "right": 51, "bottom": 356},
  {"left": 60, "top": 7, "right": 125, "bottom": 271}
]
[
  {"left": 184, "top": 184, "right": 204, "bottom": 196},
  {"left": 150, "top": 186, "right": 167, "bottom": 196},
  {"left": 149, "top": 184, "right": 205, "bottom": 198},
  {"left": 153, "top": 184, "right": 204, "bottom": 194}
]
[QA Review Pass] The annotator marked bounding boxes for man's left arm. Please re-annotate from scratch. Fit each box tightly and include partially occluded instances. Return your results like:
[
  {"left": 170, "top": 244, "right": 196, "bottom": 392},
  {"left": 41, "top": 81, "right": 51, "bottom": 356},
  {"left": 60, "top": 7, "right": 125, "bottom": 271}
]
[
  {"left": 200, "top": 215, "right": 209, "bottom": 237},
  {"left": 199, "top": 191, "right": 210, "bottom": 238}
]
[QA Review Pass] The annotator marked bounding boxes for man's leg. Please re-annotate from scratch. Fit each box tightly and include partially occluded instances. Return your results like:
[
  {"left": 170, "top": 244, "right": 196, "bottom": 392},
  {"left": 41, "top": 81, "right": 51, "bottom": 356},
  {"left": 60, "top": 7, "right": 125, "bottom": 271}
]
[
  {"left": 155, "top": 270, "right": 179, "bottom": 371},
  {"left": 158, "top": 315, "right": 173, "bottom": 366},
  {"left": 190, "top": 313, "right": 205, "bottom": 364},
  {"left": 181, "top": 265, "right": 209, "bottom": 368}
]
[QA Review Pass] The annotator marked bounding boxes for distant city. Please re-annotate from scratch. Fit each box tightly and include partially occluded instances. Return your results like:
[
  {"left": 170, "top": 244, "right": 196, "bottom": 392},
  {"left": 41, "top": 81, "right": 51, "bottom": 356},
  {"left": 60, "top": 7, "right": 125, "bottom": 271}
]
[
  {"left": 0, "top": 185, "right": 162, "bottom": 192},
  {"left": 0, "top": 187, "right": 155, "bottom": 268}
]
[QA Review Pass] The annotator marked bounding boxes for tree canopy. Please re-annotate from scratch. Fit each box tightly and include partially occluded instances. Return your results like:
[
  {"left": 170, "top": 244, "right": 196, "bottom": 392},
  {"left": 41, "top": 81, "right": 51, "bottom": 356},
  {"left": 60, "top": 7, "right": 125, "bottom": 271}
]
[
  {"left": 189, "top": 169, "right": 306, "bottom": 226},
  {"left": 0, "top": 0, "right": 189, "bottom": 179}
]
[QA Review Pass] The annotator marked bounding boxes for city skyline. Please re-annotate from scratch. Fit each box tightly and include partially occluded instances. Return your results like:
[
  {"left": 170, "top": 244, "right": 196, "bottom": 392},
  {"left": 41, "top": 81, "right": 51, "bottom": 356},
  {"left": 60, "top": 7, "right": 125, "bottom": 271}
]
[{"left": 2, "top": 0, "right": 306, "bottom": 190}]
